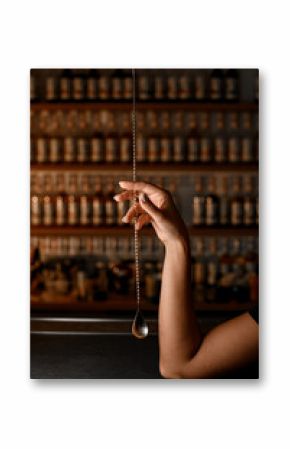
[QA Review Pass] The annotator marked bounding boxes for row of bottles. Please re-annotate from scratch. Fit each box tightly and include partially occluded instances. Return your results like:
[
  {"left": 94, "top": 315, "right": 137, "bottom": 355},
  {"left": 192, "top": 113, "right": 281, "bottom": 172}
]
[
  {"left": 31, "top": 236, "right": 258, "bottom": 304},
  {"left": 31, "top": 135, "right": 258, "bottom": 164},
  {"left": 31, "top": 174, "right": 128, "bottom": 226},
  {"left": 192, "top": 175, "right": 258, "bottom": 226},
  {"left": 31, "top": 109, "right": 258, "bottom": 136},
  {"left": 31, "top": 173, "right": 258, "bottom": 227},
  {"left": 31, "top": 235, "right": 163, "bottom": 260},
  {"left": 190, "top": 237, "right": 258, "bottom": 303},
  {"left": 31, "top": 69, "right": 250, "bottom": 103}
]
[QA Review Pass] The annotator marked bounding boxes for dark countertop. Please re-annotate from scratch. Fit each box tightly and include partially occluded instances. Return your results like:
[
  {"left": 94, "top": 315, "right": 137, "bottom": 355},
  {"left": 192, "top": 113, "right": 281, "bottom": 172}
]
[{"left": 30, "top": 314, "right": 258, "bottom": 379}]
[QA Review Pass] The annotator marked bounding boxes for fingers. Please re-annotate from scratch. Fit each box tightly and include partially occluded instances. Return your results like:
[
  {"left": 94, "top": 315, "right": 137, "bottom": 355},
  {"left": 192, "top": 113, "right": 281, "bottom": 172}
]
[
  {"left": 121, "top": 202, "right": 143, "bottom": 223},
  {"left": 113, "top": 191, "right": 134, "bottom": 202},
  {"left": 135, "top": 213, "right": 151, "bottom": 230},
  {"left": 138, "top": 192, "right": 163, "bottom": 221},
  {"left": 119, "top": 180, "right": 162, "bottom": 195}
]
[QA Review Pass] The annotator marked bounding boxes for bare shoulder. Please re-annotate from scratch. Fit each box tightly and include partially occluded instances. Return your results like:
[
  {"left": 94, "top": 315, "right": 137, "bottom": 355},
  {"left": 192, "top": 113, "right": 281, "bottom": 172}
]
[{"left": 180, "top": 312, "right": 259, "bottom": 379}]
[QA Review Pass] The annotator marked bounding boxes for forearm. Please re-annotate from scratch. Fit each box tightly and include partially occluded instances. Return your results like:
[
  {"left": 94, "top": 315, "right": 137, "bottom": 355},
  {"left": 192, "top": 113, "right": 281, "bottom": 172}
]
[{"left": 158, "top": 237, "right": 202, "bottom": 377}]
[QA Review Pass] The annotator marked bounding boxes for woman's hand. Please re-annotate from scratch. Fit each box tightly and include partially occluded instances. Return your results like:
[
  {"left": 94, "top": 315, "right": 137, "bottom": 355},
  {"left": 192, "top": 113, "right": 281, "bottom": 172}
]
[{"left": 113, "top": 180, "right": 189, "bottom": 247}]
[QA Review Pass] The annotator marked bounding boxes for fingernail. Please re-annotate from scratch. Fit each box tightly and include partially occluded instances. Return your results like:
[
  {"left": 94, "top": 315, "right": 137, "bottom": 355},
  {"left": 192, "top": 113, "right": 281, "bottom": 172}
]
[
  {"left": 122, "top": 216, "right": 128, "bottom": 223},
  {"left": 119, "top": 181, "right": 126, "bottom": 186},
  {"left": 113, "top": 195, "right": 119, "bottom": 201},
  {"left": 139, "top": 193, "right": 146, "bottom": 203}
]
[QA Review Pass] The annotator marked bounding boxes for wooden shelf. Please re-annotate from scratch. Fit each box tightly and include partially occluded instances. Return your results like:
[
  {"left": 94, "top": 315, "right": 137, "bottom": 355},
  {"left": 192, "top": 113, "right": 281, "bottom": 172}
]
[
  {"left": 31, "top": 101, "right": 258, "bottom": 112},
  {"left": 31, "top": 162, "right": 258, "bottom": 173},
  {"left": 31, "top": 225, "right": 258, "bottom": 237},
  {"left": 31, "top": 293, "right": 255, "bottom": 314}
]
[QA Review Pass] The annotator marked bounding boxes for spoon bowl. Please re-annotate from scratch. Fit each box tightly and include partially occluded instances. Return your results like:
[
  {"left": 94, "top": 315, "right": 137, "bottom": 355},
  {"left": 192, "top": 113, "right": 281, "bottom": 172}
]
[{"left": 132, "top": 309, "right": 149, "bottom": 339}]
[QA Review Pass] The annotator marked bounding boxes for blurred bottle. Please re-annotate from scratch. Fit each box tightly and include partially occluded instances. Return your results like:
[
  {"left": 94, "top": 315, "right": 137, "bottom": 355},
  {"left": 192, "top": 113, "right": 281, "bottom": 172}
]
[
  {"left": 194, "top": 74, "right": 206, "bottom": 101},
  {"left": 63, "top": 137, "right": 76, "bottom": 163},
  {"left": 92, "top": 176, "right": 104, "bottom": 226},
  {"left": 243, "top": 176, "right": 256, "bottom": 226},
  {"left": 219, "top": 176, "right": 230, "bottom": 226},
  {"left": 55, "top": 174, "right": 67, "bottom": 226},
  {"left": 72, "top": 70, "right": 85, "bottom": 101},
  {"left": 187, "top": 137, "right": 199, "bottom": 163},
  {"left": 79, "top": 175, "right": 92, "bottom": 225},
  {"left": 224, "top": 69, "right": 239, "bottom": 101},
  {"left": 60, "top": 69, "right": 72, "bottom": 101},
  {"left": 67, "top": 175, "right": 79, "bottom": 226},
  {"left": 205, "top": 176, "right": 219, "bottom": 226},
  {"left": 104, "top": 177, "right": 116, "bottom": 225},
  {"left": 214, "top": 137, "right": 227, "bottom": 163},
  {"left": 228, "top": 137, "right": 240, "bottom": 163},
  {"left": 192, "top": 176, "right": 205, "bottom": 226},
  {"left": 209, "top": 69, "right": 223, "bottom": 101},
  {"left": 43, "top": 175, "right": 54, "bottom": 226},
  {"left": 45, "top": 75, "right": 58, "bottom": 101},
  {"left": 31, "top": 176, "right": 42, "bottom": 226},
  {"left": 86, "top": 69, "right": 99, "bottom": 100},
  {"left": 230, "top": 177, "right": 243, "bottom": 226}
]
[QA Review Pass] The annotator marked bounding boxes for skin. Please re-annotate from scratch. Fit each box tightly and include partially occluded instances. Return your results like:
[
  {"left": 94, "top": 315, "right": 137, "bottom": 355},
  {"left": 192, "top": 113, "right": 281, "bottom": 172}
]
[{"left": 114, "top": 180, "right": 259, "bottom": 379}]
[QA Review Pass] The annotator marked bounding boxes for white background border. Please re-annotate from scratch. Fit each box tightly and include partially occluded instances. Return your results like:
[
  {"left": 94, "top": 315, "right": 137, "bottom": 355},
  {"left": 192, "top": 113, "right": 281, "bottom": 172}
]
[{"left": 0, "top": 1, "right": 289, "bottom": 448}]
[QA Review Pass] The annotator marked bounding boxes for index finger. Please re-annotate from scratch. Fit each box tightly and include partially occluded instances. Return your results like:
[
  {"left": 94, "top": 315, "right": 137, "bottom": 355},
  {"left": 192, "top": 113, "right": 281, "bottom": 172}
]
[{"left": 119, "top": 180, "right": 161, "bottom": 195}]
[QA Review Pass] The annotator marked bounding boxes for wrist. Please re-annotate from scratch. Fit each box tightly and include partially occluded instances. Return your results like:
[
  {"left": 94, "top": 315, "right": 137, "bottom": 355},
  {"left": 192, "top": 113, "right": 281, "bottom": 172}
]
[{"left": 164, "top": 235, "right": 190, "bottom": 253}]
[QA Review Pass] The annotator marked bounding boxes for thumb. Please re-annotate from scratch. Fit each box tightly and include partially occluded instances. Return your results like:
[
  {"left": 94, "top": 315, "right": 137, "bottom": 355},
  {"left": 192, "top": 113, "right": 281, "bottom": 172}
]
[{"left": 138, "top": 193, "right": 162, "bottom": 221}]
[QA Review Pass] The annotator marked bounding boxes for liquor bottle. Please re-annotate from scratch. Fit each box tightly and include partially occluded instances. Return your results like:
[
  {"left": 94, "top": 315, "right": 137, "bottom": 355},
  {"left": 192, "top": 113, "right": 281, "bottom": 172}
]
[
  {"left": 118, "top": 136, "right": 130, "bottom": 163},
  {"left": 35, "top": 138, "right": 48, "bottom": 163},
  {"left": 31, "top": 176, "right": 42, "bottom": 226},
  {"left": 230, "top": 238, "right": 247, "bottom": 302},
  {"left": 230, "top": 177, "right": 243, "bottom": 226},
  {"left": 92, "top": 176, "right": 104, "bottom": 225},
  {"left": 160, "top": 137, "right": 171, "bottom": 162},
  {"left": 147, "top": 137, "right": 159, "bottom": 163},
  {"left": 123, "top": 69, "right": 133, "bottom": 100},
  {"left": 154, "top": 73, "right": 165, "bottom": 100},
  {"left": 45, "top": 75, "right": 58, "bottom": 101},
  {"left": 199, "top": 112, "right": 210, "bottom": 131},
  {"left": 224, "top": 69, "right": 239, "bottom": 101},
  {"left": 43, "top": 175, "right": 54, "bottom": 226},
  {"left": 160, "top": 111, "right": 171, "bottom": 133},
  {"left": 49, "top": 138, "right": 61, "bottom": 163},
  {"left": 228, "top": 137, "right": 240, "bottom": 163},
  {"left": 63, "top": 137, "right": 76, "bottom": 163},
  {"left": 91, "top": 136, "right": 103, "bottom": 163},
  {"left": 86, "top": 69, "right": 99, "bottom": 100},
  {"left": 194, "top": 74, "right": 206, "bottom": 101},
  {"left": 167, "top": 177, "right": 181, "bottom": 211},
  {"left": 60, "top": 69, "right": 72, "bottom": 101},
  {"left": 72, "top": 70, "right": 85, "bottom": 101},
  {"left": 167, "top": 73, "right": 178, "bottom": 100},
  {"left": 187, "top": 137, "right": 199, "bottom": 163},
  {"left": 179, "top": 73, "right": 190, "bottom": 100},
  {"left": 55, "top": 174, "right": 67, "bottom": 226},
  {"left": 136, "top": 136, "right": 146, "bottom": 162},
  {"left": 209, "top": 69, "right": 223, "bottom": 101},
  {"left": 205, "top": 176, "right": 219, "bottom": 226},
  {"left": 192, "top": 176, "right": 205, "bottom": 226},
  {"left": 219, "top": 176, "right": 229, "bottom": 226},
  {"left": 104, "top": 177, "right": 116, "bottom": 225},
  {"left": 76, "top": 138, "right": 89, "bottom": 163},
  {"left": 111, "top": 259, "right": 131, "bottom": 294},
  {"left": 187, "top": 112, "right": 198, "bottom": 133},
  {"left": 206, "top": 238, "right": 219, "bottom": 302},
  {"left": 192, "top": 237, "right": 206, "bottom": 303},
  {"left": 105, "top": 136, "right": 118, "bottom": 163},
  {"left": 228, "top": 112, "right": 239, "bottom": 131},
  {"left": 241, "top": 112, "right": 252, "bottom": 131},
  {"left": 112, "top": 69, "right": 123, "bottom": 100},
  {"left": 200, "top": 138, "right": 212, "bottom": 162},
  {"left": 243, "top": 176, "right": 256, "bottom": 226},
  {"left": 214, "top": 137, "right": 227, "bottom": 163},
  {"left": 172, "top": 137, "right": 184, "bottom": 162},
  {"left": 138, "top": 71, "right": 150, "bottom": 100},
  {"left": 99, "top": 72, "right": 110, "bottom": 100},
  {"left": 67, "top": 175, "right": 79, "bottom": 226},
  {"left": 241, "top": 137, "right": 254, "bottom": 162},
  {"left": 80, "top": 175, "right": 92, "bottom": 225},
  {"left": 214, "top": 112, "right": 225, "bottom": 131}
]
